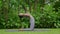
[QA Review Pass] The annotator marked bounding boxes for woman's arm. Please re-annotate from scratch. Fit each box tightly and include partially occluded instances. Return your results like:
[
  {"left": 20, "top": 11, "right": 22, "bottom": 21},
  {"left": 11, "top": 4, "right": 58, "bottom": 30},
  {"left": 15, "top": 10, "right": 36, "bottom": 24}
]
[{"left": 18, "top": 13, "right": 31, "bottom": 17}]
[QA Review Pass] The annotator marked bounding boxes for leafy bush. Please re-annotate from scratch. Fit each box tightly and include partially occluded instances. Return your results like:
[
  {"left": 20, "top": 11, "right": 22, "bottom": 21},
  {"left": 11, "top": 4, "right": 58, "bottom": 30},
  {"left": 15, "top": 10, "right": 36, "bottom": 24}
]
[{"left": 0, "top": 0, "right": 60, "bottom": 29}]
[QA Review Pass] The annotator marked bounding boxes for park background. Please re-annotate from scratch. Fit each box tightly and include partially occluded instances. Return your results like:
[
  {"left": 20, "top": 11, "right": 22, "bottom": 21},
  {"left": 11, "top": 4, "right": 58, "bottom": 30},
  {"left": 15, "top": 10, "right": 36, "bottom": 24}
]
[{"left": 0, "top": 0, "right": 60, "bottom": 29}]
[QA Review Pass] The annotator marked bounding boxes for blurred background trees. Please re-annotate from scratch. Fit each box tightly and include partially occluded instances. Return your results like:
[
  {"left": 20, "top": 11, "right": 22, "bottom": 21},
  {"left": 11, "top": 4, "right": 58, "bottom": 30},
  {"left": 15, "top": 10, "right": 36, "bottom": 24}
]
[{"left": 0, "top": 0, "right": 60, "bottom": 29}]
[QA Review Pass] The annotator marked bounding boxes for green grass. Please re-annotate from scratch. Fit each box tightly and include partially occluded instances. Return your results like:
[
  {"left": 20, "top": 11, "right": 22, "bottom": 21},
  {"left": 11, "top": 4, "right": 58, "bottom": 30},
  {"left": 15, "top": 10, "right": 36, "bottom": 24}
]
[{"left": 0, "top": 29, "right": 60, "bottom": 34}]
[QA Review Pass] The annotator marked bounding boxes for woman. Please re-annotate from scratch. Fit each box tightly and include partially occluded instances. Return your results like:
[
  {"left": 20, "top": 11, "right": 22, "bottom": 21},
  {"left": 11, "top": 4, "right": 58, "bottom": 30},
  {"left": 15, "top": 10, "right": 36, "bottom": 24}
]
[{"left": 18, "top": 13, "right": 35, "bottom": 31}]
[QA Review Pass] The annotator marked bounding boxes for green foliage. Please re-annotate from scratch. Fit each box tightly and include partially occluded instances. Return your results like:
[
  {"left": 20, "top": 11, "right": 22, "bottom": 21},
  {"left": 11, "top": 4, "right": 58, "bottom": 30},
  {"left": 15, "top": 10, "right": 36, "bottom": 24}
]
[{"left": 0, "top": 0, "right": 60, "bottom": 29}]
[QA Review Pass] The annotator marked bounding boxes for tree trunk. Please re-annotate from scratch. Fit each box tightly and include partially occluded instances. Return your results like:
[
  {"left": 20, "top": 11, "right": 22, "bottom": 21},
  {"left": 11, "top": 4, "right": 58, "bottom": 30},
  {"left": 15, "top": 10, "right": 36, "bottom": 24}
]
[{"left": 2, "top": 0, "right": 9, "bottom": 23}]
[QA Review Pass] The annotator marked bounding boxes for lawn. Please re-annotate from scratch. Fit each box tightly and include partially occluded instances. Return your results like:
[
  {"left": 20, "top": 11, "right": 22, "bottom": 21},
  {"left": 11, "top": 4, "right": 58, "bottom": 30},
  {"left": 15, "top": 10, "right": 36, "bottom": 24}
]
[{"left": 0, "top": 29, "right": 60, "bottom": 34}]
